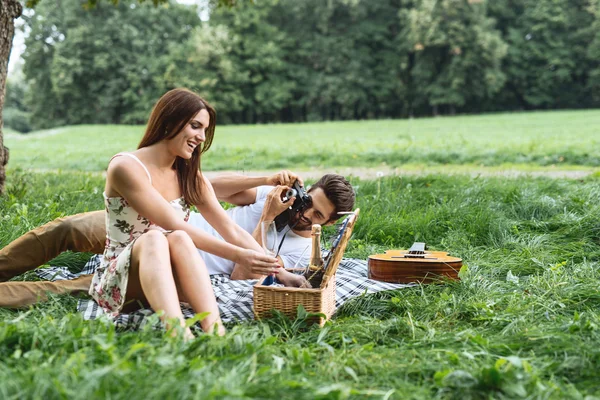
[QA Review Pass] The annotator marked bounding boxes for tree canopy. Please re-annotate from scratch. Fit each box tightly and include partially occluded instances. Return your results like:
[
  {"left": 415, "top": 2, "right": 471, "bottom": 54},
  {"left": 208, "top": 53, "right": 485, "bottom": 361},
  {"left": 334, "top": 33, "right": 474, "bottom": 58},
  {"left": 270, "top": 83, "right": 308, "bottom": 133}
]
[{"left": 5, "top": 0, "right": 600, "bottom": 130}]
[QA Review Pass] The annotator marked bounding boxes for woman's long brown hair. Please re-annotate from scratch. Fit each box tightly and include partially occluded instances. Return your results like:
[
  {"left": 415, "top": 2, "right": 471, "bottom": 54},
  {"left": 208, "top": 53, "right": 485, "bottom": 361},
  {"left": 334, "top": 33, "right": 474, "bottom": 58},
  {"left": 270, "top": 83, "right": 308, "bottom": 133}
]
[{"left": 138, "top": 88, "right": 216, "bottom": 206}]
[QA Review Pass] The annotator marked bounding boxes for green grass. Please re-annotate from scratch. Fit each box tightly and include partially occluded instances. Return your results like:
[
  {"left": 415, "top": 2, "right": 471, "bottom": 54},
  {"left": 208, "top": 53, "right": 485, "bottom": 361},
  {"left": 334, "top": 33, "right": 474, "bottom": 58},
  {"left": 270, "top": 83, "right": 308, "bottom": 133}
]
[
  {"left": 5, "top": 109, "right": 600, "bottom": 171},
  {"left": 3, "top": 110, "right": 600, "bottom": 398},
  {"left": 2, "top": 169, "right": 600, "bottom": 398}
]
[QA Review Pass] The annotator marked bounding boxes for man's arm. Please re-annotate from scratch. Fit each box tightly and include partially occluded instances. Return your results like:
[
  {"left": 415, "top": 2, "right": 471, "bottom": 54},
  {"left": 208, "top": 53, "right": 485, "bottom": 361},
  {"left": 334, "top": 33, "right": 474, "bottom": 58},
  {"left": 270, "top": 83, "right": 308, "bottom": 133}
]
[
  {"left": 229, "top": 186, "right": 289, "bottom": 279},
  {"left": 230, "top": 186, "right": 309, "bottom": 287},
  {"left": 210, "top": 170, "right": 304, "bottom": 206},
  {"left": 209, "top": 174, "right": 267, "bottom": 206}
]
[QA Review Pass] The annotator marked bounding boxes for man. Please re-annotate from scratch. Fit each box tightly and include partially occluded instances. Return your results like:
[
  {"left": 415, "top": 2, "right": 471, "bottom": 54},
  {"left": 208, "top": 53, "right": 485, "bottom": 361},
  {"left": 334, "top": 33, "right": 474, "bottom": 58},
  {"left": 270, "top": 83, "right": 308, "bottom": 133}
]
[{"left": 0, "top": 171, "right": 355, "bottom": 307}]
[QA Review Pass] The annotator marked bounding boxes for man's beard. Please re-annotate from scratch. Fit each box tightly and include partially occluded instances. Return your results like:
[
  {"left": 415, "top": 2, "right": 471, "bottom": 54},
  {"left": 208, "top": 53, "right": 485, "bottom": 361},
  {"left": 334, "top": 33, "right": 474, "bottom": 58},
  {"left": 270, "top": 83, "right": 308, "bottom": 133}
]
[{"left": 291, "top": 212, "right": 312, "bottom": 231}]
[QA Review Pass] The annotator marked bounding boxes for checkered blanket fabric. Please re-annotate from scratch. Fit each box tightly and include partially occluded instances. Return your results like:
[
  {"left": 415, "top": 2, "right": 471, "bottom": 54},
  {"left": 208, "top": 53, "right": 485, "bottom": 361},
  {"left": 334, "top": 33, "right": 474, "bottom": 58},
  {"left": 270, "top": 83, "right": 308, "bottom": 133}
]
[{"left": 37, "top": 254, "right": 410, "bottom": 329}]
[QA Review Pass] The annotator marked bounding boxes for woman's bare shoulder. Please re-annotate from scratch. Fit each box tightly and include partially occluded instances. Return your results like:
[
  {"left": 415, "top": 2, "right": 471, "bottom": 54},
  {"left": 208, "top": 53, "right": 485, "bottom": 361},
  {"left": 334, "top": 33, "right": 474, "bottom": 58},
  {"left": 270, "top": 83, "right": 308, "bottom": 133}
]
[{"left": 106, "top": 154, "right": 149, "bottom": 188}]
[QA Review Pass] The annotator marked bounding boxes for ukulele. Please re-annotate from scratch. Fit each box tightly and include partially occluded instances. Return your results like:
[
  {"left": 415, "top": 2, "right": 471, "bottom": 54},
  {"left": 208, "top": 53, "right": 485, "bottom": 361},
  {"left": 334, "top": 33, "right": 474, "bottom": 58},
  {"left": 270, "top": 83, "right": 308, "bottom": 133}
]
[{"left": 368, "top": 242, "right": 462, "bottom": 283}]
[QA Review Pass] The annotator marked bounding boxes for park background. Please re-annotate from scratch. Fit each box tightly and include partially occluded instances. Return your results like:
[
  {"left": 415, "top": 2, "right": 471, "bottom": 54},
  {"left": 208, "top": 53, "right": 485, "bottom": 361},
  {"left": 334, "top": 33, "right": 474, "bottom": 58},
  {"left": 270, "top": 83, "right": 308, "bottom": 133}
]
[{"left": 2, "top": 0, "right": 600, "bottom": 399}]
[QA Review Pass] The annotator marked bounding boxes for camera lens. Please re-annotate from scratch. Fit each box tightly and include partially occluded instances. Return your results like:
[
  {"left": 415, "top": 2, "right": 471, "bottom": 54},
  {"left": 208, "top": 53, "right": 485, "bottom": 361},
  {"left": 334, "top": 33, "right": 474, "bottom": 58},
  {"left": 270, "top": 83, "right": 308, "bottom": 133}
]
[{"left": 285, "top": 188, "right": 297, "bottom": 199}]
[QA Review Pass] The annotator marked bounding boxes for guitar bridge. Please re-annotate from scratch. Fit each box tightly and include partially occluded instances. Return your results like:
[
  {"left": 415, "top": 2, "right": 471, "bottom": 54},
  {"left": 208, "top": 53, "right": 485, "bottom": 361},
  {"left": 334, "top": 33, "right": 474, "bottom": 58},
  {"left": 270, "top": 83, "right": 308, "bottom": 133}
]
[
  {"left": 397, "top": 242, "right": 436, "bottom": 259},
  {"left": 393, "top": 255, "right": 438, "bottom": 260}
]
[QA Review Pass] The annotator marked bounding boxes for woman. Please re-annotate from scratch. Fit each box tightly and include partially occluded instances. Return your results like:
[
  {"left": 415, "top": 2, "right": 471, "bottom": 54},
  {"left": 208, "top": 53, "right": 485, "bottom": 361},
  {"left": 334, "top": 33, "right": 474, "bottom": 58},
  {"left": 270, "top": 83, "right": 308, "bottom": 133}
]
[{"left": 89, "top": 88, "right": 280, "bottom": 339}]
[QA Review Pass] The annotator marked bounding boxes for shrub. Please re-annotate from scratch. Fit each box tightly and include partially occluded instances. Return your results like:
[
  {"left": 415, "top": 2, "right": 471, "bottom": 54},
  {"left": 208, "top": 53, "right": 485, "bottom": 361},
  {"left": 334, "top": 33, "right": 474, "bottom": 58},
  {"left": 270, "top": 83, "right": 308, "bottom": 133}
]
[{"left": 3, "top": 107, "right": 32, "bottom": 133}]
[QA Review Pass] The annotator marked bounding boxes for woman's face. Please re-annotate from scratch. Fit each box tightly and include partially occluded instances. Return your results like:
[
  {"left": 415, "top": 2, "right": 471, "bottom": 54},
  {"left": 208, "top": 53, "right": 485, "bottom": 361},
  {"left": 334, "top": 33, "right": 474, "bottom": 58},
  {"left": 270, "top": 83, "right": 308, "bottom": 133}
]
[{"left": 169, "top": 108, "right": 210, "bottom": 159}]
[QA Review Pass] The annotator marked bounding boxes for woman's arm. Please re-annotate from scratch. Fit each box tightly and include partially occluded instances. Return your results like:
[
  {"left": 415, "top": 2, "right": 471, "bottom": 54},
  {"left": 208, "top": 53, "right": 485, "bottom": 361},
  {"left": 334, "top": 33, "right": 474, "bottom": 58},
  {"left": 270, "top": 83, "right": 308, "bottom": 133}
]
[
  {"left": 195, "top": 174, "right": 276, "bottom": 278},
  {"left": 109, "top": 159, "right": 279, "bottom": 275}
]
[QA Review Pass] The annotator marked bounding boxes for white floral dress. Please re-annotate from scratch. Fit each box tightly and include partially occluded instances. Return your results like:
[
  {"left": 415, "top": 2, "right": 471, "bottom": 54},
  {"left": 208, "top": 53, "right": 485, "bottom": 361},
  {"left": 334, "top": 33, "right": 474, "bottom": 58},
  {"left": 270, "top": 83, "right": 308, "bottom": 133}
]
[{"left": 89, "top": 153, "right": 190, "bottom": 318}]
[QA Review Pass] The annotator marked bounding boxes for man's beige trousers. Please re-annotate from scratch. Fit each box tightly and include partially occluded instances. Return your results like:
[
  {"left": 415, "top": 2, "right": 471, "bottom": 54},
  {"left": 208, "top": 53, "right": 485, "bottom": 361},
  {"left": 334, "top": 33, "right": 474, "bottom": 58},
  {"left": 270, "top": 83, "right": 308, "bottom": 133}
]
[{"left": 0, "top": 211, "right": 105, "bottom": 307}]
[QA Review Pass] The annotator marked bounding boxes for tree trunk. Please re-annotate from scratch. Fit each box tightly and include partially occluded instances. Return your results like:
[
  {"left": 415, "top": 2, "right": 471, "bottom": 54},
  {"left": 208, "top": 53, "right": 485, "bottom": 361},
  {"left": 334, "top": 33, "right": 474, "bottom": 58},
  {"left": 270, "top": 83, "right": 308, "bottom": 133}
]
[{"left": 0, "top": 0, "right": 23, "bottom": 195}]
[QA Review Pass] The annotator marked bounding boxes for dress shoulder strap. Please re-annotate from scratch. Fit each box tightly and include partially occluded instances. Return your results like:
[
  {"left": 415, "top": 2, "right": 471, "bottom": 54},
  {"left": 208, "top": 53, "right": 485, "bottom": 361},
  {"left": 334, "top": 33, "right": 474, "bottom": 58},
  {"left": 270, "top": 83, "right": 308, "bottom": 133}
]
[{"left": 109, "top": 152, "right": 152, "bottom": 184}]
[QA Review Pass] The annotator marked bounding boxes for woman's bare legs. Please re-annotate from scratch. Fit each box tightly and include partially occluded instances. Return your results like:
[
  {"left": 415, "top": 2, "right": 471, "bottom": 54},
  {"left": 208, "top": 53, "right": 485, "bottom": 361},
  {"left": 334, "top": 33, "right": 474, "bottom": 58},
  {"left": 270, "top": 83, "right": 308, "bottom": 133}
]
[
  {"left": 167, "top": 231, "right": 225, "bottom": 336},
  {"left": 127, "top": 230, "right": 193, "bottom": 339}
]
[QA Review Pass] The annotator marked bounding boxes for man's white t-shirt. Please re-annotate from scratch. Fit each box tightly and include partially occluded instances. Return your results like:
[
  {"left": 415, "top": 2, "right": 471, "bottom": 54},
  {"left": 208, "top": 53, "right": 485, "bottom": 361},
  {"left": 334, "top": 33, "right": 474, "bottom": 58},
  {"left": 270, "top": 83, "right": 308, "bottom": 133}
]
[{"left": 188, "top": 185, "right": 311, "bottom": 275}]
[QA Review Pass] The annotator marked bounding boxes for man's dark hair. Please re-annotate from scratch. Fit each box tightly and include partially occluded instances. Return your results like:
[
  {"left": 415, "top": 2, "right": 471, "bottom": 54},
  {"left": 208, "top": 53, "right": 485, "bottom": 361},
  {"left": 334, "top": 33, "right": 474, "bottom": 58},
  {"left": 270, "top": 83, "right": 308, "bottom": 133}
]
[{"left": 309, "top": 174, "right": 355, "bottom": 221}]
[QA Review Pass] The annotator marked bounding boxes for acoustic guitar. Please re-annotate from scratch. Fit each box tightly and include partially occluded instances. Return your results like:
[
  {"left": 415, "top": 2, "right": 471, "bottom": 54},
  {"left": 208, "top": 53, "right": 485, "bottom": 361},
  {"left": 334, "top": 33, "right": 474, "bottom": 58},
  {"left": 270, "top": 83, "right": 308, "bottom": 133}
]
[{"left": 368, "top": 242, "right": 462, "bottom": 284}]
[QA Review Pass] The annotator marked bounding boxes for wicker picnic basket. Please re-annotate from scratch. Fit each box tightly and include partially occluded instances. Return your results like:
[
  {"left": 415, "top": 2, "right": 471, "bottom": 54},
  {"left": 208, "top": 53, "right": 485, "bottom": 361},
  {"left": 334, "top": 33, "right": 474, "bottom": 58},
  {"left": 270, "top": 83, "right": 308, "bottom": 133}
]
[{"left": 253, "top": 209, "right": 360, "bottom": 326}]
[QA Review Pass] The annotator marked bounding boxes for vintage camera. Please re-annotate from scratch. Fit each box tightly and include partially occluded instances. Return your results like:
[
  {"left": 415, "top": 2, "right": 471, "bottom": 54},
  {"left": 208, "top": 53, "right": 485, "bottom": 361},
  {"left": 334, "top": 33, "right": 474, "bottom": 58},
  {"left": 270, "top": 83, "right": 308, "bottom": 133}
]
[{"left": 274, "top": 181, "right": 312, "bottom": 231}]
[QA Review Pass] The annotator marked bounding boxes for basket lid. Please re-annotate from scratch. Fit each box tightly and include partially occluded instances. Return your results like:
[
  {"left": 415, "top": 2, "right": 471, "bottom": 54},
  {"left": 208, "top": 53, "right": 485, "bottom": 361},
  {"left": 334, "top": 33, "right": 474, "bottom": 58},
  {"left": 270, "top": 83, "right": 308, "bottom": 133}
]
[{"left": 320, "top": 208, "right": 360, "bottom": 287}]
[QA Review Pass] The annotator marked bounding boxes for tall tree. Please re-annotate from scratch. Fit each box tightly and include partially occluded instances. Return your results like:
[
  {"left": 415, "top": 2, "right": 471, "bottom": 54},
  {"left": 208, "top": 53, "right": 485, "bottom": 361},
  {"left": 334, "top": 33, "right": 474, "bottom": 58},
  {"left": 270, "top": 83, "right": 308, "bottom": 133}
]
[
  {"left": 164, "top": 0, "right": 293, "bottom": 124},
  {"left": 279, "top": 0, "right": 407, "bottom": 121},
  {"left": 185, "top": 0, "right": 409, "bottom": 122},
  {"left": 0, "top": 0, "right": 23, "bottom": 194},
  {"left": 404, "top": 0, "right": 507, "bottom": 115},
  {"left": 22, "top": 0, "right": 200, "bottom": 128},
  {"left": 587, "top": 0, "right": 600, "bottom": 104},
  {"left": 490, "top": 0, "right": 596, "bottom": 110},
  {"left": 0, "top": 0, "right": 239, "bottom": 195}
]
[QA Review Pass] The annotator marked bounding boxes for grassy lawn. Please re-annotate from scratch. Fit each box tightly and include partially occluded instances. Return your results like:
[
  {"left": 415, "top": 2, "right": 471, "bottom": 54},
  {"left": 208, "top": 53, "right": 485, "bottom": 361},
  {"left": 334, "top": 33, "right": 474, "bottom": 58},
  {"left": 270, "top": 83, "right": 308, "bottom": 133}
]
[
  {"left": 5, "top": 109, "right": 600, "bottom": 172},
  {"left": 2, "top": 111, "right": 600, "bottom": 398},
  {"left": 2, "top": 169, "right": 600, "bottom": 398}
]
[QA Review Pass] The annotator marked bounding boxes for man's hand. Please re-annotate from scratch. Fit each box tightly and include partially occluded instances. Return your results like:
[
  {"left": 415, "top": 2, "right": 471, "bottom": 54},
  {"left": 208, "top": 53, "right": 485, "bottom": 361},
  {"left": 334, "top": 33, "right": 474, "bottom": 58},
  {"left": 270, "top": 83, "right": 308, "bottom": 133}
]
[
  {"left": 277, "top": 269, "right": 311, "bottom": 288},
  {"left": 262, "top": 185, "right": 295, "bottom": 221},
  {"left": 266, "top": 170, "right": 304, "bottom": 188}
]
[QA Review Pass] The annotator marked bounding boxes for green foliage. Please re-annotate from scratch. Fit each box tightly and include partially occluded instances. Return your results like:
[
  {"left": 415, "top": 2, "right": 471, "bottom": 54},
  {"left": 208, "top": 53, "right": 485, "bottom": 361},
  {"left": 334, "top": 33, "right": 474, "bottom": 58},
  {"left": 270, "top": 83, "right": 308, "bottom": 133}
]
[
  {"left": 491, "top": 0, "right": 597, "bottom": 110},
  {"left": 18, "top": 0, "right": 600, "bottom": 127},
  {"left": 4, "top": 75, "right": 28, "bottom": 113},
  {"left": 2, "top": 107, "right": 32, "bottom": 133},
  {"left": 24, "top": 0, "right": 242, "bottom": 8},
  {"left": 586, "top": 0, "right": 600, "bottom": 103},
  {"left": 3, "top": 75, "right": 31, "bottom": 133},
  {"left": 404, "top": 0, "right": 507, "bottom": 114},
  {"left": 272, "top": 0, "right": 408, "bottom": 121},
  {"left": 22, "top": 0, "right": 200, "bottom": 129}
]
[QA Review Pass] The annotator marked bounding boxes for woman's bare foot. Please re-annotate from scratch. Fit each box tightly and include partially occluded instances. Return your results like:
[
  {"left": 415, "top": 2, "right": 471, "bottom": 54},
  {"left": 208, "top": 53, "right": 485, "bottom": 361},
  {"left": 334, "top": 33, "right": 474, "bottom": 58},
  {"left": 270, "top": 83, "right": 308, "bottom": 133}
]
[
  {"left": 214, "top": 323, "right": 226, "bottom": 336},
  {"left": 203, "top": 318, "right": 226, "bottom": 336},
  {"left": 165, "top": 319, "right": 195, "bottom": 341},
  {"left": 183, "top": 327, "right": 195, "bottom": 341}
]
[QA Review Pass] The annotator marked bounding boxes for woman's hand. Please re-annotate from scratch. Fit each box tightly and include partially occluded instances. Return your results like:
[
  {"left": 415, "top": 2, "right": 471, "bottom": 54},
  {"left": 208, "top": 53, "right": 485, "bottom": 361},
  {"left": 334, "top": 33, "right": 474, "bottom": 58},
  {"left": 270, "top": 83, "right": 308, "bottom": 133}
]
[
  {"left": 237, "top": 248, "right": 281, "bottom": 276},
  {"left": 266, "top": 170, "right": 303, "bottom": 188}
]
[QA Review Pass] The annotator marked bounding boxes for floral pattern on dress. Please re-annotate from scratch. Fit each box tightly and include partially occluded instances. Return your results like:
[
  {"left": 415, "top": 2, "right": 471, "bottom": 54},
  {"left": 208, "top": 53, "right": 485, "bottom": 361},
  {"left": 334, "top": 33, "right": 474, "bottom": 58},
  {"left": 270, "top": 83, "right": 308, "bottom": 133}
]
[{"left": 89, "top": 194, "right": 190, "bottom": 318}]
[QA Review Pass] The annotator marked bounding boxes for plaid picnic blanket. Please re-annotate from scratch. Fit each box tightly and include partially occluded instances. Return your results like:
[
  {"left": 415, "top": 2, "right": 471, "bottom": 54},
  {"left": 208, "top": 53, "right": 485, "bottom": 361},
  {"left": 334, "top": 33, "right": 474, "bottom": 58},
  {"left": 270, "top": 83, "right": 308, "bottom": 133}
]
[{"left": 37, "top": 255, "right": 409, "bottom": 329}]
